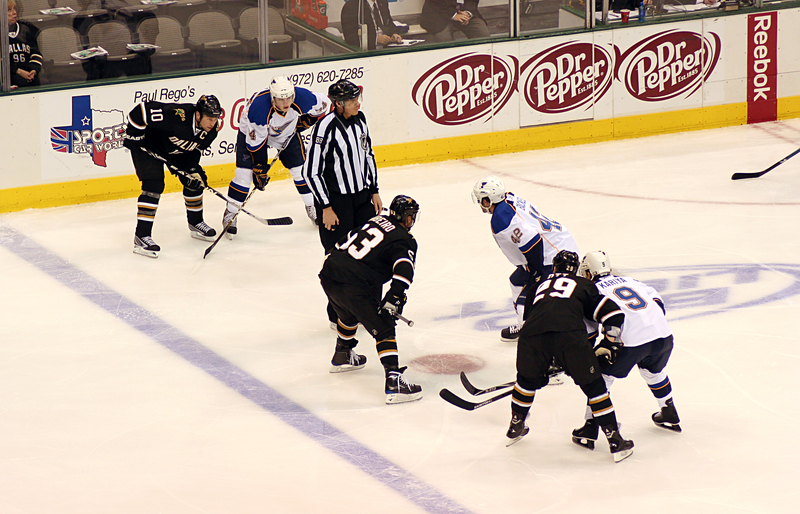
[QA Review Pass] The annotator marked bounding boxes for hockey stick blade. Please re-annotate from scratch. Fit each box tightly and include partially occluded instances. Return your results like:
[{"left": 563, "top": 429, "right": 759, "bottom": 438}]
[
  {"left": 459, "top": 372, "right": 514, "bottom": 396},
  {"left": 439, "top": 387, "right": 513, "bottom": 411},
  {"left": 731, "top": 147, "right": 800, "bottom": 180}
]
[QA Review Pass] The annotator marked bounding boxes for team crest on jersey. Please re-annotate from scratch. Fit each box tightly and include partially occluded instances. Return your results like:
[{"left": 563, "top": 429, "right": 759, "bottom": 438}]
[
  {"left": 360, "top": 133, "right": 368, "bottom": 150},
  {"left": 175, "top": 108, "right": 186, "bottom": 121}
]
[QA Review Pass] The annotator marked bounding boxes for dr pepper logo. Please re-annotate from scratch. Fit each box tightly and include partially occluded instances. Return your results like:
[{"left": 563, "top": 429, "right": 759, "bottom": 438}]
[
  {"left": 520, "top": 41, "right": 614, "bottom": 113},
  {"left": 616, "top": 29, "right": 721, "bottom": 101},
  {"left": 412, "top": 53, "right": 518, "bottom": 125}
]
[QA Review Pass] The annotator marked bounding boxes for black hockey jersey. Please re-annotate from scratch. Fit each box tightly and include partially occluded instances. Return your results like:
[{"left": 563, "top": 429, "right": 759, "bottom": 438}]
[
  {"left": 521, "top": 272, "right": 624, "bottom": 336},
  {"left": 9, "top": 21, "right": 42, "bottom": 88},
  {"left": 124, "top": 101, "right": 220, "bottom": 170},
  {"left": 321, "top": 215, "right": 417, "bottom": 292}
]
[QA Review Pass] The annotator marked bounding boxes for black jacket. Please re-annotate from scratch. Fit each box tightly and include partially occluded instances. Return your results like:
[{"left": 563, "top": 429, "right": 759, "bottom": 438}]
[
  {"left": 420, "top": 0, "right": 484, "bottom": 35},
  {"left": 341, "top": 0, "right": 400, "bottom": 50}
]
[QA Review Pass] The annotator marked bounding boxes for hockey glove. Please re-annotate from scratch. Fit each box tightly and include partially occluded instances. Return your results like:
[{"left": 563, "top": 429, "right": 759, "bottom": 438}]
[
  {"left": 594, "top": 337, "right": 623, "bottom": 368},
  {"left": 252, "top": 164, "right": 270, "bottom": 191},
  {"left": 184, "top": 166, "right": 207, "bottom": 190},
  {"left": 381, "top": 290, "right": 407, "bottom": 317}
]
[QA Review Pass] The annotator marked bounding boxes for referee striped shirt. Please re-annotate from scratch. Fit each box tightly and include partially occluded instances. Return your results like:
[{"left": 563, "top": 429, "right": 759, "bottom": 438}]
[{"left": 302, "top": 109, "right": 378, "bottom": 208}]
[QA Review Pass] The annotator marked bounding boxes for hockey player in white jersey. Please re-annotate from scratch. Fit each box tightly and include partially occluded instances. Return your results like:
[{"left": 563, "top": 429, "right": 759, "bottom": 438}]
[
  {"left": 222, "top": 76, "right": 330, "bottom": 236},
  {"left": 571, "top": 250, "right": 681, "bottom": 451},
  {"left": 472, "top": 177, "right": 580, "bottom": 342}
]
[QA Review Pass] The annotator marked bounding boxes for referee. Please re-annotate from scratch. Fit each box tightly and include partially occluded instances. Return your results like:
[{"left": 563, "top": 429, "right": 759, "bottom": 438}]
[{"left": 302, "top": 79, "right": 384, "bottom": 252}]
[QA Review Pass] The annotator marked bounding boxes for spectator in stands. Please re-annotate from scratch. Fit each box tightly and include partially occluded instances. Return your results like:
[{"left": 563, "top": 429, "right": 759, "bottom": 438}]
[
  {"left": 420, "top": 0, "right": 490, "bottom": 42},
  {"left": 8, "top": 0, "right": 43, "bottom": 89},
  {"left": 341, "top": 0, "right": 403, "bottom": 50}
]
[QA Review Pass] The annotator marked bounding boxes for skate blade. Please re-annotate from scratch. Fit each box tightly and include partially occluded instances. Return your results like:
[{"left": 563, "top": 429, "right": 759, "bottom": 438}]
[
  {"left": 191, "top": 231, "right": 216, "bottom": 242},
  {"left": 500, "top": 336, "right": 519, "bottom": 343},
  {"left": 133, "top": 247, "right": 159, "bottom": 258},
  {"left": 506, "top": 427, "right": 529, "bottom": 446},
  {"left": 656, "top": 421, "right": 682, "bottom": 433},
  {"left": 385, "top": 391, "right": 423, "bottom": 404},
  {"left": 613, "top": 448, "right": 634, "bottom": 463},
  {"left": 329, "top": 363, "right": 366, "bottom": 373},
  {"left": 225, "top": 231, "right": 235, "bottom": 241},
  {"left": 571, "top": 436, "right": 595, "bottom": 450}
]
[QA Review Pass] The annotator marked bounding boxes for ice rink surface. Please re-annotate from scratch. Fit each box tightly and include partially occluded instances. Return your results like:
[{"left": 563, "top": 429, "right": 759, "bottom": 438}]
[{"left": 2, "top": 119, "right": 800, "bottom": 514}]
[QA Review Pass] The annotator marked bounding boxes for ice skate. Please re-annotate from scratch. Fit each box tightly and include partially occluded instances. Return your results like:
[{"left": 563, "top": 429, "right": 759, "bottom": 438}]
[
  {"left": 652, "top": 398, "right": 682, "bottom": 432},
  {"left": 500, "top": 324, "right": 521, "bottom": 342},
  {"left": 133, "top": 235, "right": 160, "bottom": 258},
  {"left": 603, "top": 426, "right": 634, "bottom": 463},
  {"left": 385, "top": 367, "right": 422, "bottom": 404},
  {"left": 506, "top": 413, "right": 529, "bottom": 446},
  {"left": 305, "top": 204, "right": 317, "bottom": 225},
  {"left": 330, "top": 340, "right": 366, "bottom": 373},
  {"left": 189, "top": 221, "right": 217, "bottom": 241},
  {"left": 571, "top": 419, "right": 598, "bottom": 450},
  {"left": 222, "top": 208, "right": 238, "bottom": 239}
]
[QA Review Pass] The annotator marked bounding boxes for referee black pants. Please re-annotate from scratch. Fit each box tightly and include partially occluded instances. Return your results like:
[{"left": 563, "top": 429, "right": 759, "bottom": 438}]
[{"left": 317, "top": 189, "right": 377, "bottom": 252}]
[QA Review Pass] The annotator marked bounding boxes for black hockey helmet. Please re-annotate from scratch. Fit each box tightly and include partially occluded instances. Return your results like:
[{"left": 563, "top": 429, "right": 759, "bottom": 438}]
[
  {"left": 552, "top": 250, "right": 580, "bottom": 275},
  {"left": 328, "top": 79, "right": 362, "bottom": 104},
  {"left": 196, "top": 94, "right": 223, "bottom": 118},
  {"left": 389, "top": 195, "right": 420, "bottom": 227}
]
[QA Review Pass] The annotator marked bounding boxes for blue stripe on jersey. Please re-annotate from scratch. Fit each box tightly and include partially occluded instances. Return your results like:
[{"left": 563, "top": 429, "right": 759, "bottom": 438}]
[
  {"left": 247, "top": 91, "right": 272, "bottom": 126},
  {"left": 294, "top": 87, "right": 319, "bottom": 113},
  {"left": 490, "top": 201, "right": 515, "bottom": 234},
  {"left": 520, "top": 234, "right": 541, "bottom": 254}
]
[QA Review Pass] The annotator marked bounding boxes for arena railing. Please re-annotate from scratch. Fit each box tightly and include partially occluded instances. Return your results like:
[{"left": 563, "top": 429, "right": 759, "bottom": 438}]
[{"left": 0, "top": 0, "right": 791, "bottom": 92}]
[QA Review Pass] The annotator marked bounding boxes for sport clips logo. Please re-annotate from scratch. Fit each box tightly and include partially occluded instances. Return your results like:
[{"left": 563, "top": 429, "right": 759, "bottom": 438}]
[{"left": 50, "top": 95, "right": 126, "bottom": 167}]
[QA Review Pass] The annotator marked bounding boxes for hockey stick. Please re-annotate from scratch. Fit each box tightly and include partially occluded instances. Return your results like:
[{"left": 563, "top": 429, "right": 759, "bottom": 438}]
[
  {"left": 731, "top": 147, "right": 800, "bottom": 180},
  {"left": 459, "top": 372, "right": 514, "bottom": 396},
  {"left": 203, "top": 158, "right": 280, "bottom": 259},
  {"left": 438, "top": 387, "right": 513, "bottom": 411},
  {"left": 203, "top": 188, "right": 255, "bottom": 259},
  {"left": 141, "top": 149, "right": 293, "bottom": 226},
  {"left": 395, "top": 313, "right": 414, "bottom": 327}
]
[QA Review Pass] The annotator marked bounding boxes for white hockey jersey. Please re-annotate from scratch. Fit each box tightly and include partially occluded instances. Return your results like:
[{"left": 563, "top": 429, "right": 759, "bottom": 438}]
[
  {"left": 490, "top": 192, "right": 579, "bottom": 268},
  {"left": 238, "top": 86, "right": 329, "bottom": 152},
  {"left": 592, "top": 275, "right": 672, "bottom": 348}
]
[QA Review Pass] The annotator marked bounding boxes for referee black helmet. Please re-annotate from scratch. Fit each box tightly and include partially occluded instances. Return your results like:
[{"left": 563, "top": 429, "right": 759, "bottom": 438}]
[{"left": 328, "top": 79, "right": 362, "bottom": 104}]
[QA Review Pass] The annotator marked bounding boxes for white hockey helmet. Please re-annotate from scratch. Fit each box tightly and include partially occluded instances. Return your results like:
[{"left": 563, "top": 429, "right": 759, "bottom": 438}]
[
  {"left": 270, "top": 76, "right": 295, "bottom": 102},
  {"left": 580, "top": 250, "right": 612, "bottom": 281},
  {"left": 472, "top": 177, "right": 506, "bottom": 211}
]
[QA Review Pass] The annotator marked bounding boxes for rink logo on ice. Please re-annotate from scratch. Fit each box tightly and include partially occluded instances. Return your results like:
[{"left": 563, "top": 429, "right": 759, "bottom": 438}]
[
  {"left": 412, "top": 53, "right": 518, "bottom": 125},
  {"left": 50, "top": 95, "right": 126, "bottom": 167},
  {"left": 615, "top": 30, "right": 721, "bottom": 102},
  {"left": 440, "top": 263, "right": 800, "bottom": 331},
  {"left": 520, "top": 41, "right": 614, "bottom": 113}
]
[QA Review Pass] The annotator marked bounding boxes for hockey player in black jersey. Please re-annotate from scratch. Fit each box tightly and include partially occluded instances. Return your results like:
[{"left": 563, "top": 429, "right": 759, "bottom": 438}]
[
  {"left": 124, "top": 95, "right": 222, "bottom": 258},
  {"left": 319, "top": 195, "right": 423, "bottom": 404},
  {"left": 508, "top": 250, "right": 635, "bottom": 462}
]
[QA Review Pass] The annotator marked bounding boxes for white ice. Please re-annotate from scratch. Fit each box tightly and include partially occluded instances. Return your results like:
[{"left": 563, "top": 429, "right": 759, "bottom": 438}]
[{"left": 1, "top": 119, "right": 799, "bottom": 514}]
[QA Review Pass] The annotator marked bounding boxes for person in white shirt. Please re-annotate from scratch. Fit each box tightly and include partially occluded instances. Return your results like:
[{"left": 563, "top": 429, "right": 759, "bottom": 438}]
[
  {"left": 571, "top": 250, "right": 682, "bottom": 452},
  {"left": 472, "top": 177, "right": 579, "bottom": 342}
]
